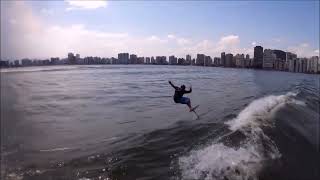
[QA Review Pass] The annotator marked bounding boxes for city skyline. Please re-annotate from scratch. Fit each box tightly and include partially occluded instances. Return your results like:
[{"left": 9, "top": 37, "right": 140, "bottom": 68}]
[
  {"left": 1, "top": 0, "right": 319, "bottom": 60},
  {"left": 1, "top": 44, "right": 319, "bottom": 75}
]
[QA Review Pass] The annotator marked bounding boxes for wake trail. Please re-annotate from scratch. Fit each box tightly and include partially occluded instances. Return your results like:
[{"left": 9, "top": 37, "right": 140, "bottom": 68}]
[{"left": 178, "top": 92, "right": 304, "bottom": 180}]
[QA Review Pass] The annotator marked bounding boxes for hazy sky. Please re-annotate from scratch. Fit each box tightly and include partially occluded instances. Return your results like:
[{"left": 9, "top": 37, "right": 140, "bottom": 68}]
[{"left": 1, "top": 0, "right": 319, "bottom": 60}]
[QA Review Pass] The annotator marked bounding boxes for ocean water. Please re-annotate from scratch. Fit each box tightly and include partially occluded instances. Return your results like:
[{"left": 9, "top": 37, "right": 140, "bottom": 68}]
[{"left": 1, "top": 65, "right": 319, "bottom": 180}]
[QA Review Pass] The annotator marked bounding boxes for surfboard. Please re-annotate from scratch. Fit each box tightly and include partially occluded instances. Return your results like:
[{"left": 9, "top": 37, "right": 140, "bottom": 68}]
[
  {"left": 190, "top": 105, "right": 200, "bottom": 119},
  {"left": 190, "top": 105, "right": 199, "bottom": 112}
]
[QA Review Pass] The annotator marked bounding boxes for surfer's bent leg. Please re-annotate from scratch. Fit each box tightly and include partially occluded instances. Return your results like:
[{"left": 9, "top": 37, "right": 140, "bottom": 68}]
[{"left": 180, "top": 97, "right": 192, "bottom": 110}]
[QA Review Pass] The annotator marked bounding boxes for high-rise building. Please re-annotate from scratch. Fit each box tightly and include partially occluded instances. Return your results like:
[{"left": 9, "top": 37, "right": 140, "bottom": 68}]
[
  {"left": 272, "top": 50, "right": 286, "bottom": 71},
  {"left": 273, "top": 58, "right": 283, "bottom": 71},
  {"left": 225, "top": 53, "right": 233, "bottom": 67},
  {"left": 50, "top": 57, "right": 60, "bottom": 65},
  {"left": 294, "top": 58, "right": 300, "bottom": 72},
  {"left": 302, "top": 58, "right": 308, "bottom": 73},
  {"left": 232, "top": 56, "right": 237, "bottom": 67},
  {"left": 118, "top": 53, "right": 129, "bottom": 64},
  {"left": 235, "top": 54, "right": 245, "bottom": 68},
  {"left": 191, "top": 59, "right": 196, "bottom": 65},
  {"left": 111, "top": 57, "right": 118, "bottom": 64},
  {"left": 213, "top": 57, "right": 221, "bottom": 66},
  {"left": 129, "top": 54, "right": 138, "bottom": 64},
  {"left": 286, "top": 52, "right": 297, "bottom": 71},
  {"left": 145, "top": 57, "right": 151, "bottom": 64},
  {"left": 103, "top": 58, "right": 111, "bottom": 64},
  {"left": 273, "top": 50, "right": 286, "bottom": 60},
  {"left": 196, "top": 54, "right": 205, "bottom": 66},
  {"left": 296, "top": 58, "right": 303, "bottom": 73},
  {"left": 263, "top": 49, "right": 276, "bottom": 69},
  {"left": 14, "top": 60, "right": 20, "bottom": 66},
  {"left": 245, "top": 54, "right": 251, "bottom": 68},
  {"left": 178, "top": 58, "right": 185, "bottom": 65},
  {"left": 186, "top": 54, "right": 191, "bottom": 65},
  {"left": 240, "top": 54, "right": 245, "bottom": 68},
  {"left": 156, "top": 56, "right": 167, "bottom": 65},
  {"left": 307, "top": 56, "right": 319, "bottom": 73},
  {"left": 137, "top": 57, "right": 144, "bottom": 64},
  {"left": 43, "top": 59, "right": 50, "bottom": 65},
  {"left": 288, "top": 58, "right": 298, "bottom": 72},
  {"left": 253, "top": 46, "right": 263, "bottom": 68},
  {"left": 221, "top": 52, "right": 226, "bottom": 66},
  {"left": 151, "top": 56, "right": 155, "bottom": 64},
  {"left": 204, "top": 56, "right": 212, "bottom": 66},
  {"left": 0, "top": 60, "right": 9, "bottom": 68},
  {"left": 68, "top": 52, "right": 76, "bottom": 64},
  {"left": 169, "top": 55, "right": 177, "bottom": 65},
  {"left": 298, "top": 58, "right": 303, "bottom": 73},
  {"left": 75, "top": 54, "right": 80, "bottom": 64}
]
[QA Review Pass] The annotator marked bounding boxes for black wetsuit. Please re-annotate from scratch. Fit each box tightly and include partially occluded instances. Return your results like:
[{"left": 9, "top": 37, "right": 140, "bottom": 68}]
[{"left": 173, "top": 88, "right": 192, "bottom": 103}]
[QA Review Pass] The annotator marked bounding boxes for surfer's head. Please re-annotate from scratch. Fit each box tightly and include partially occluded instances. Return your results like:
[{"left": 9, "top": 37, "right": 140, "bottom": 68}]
[{"left": 181, "top": 85, "right": 186, "bottom": 90}]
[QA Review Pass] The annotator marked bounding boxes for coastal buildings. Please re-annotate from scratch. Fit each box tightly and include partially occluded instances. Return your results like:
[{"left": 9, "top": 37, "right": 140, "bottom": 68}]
[
  {"left": 118, "top": 53, "right": 129, "bottom": 64},
  {"left": 186, "top": 55, "right": 192, "bottom": 65},
  {"left": 21, "top": 58, "right": 32, "bottom": 66},
  {"left": 76, "top": 54, "right": 80, "bottom": 62},
  {"left": 221, "top": 52, "right": 226, "bottom": 67},
  {"left": 263, "top": 49, "right": 276, "bottom": 69},
  {"left": 151, "top": 57, "right": 155, "bottom": 64},
  {"left": 245, "top": 54, "right": 251, "bottom": 68},
  {"left": 0, "top": 60, "right": 9, "bottom": 67},
  {"left": 286, "top": 52, "right": 298, "bottom": 72},
  {"left": 129, "top": 54, "right": 138, "bottom": 64},
  {"left": 204, "top": 56, "right": 212, "bottom": 66},
  {"left": 225, "top": 53, "right": 233, "bottom": 67},
  {"left": 14, "top": 60, "right": 20, "bottom": 66},
  {"left": 138, "top": 57, "right": 145, "bottom": 64},
  {"left": 273, "top": 50, "right": 286, "bottom": 71},
  {"left": 213, "top": 57, "right": 221, "bottom": 66},
  {"left": 111, "top": 57, "right": 117, "bottom": 64},
  {"left": 50, "top": 57, "right": 60, "bottom": 65},
  {"left": 178, "top": 58, "right": 185, "bottom": 65},
  {"left": 145, "top": 57, "right": 151, "bottom": 64},
  {"left": 68, "top": 52, "right": 76, "bottom": 64},
  {"left": 191, "top": 59, "right": 196, "bottom": 65},
  {"left": 169, "top": 55, "right": 177, "bottom": 65},
  {"left": 288, "top": 58, "right": 297, "bottom": 72},
  {"left": 235, "top": 54, "right": 245, "bottom": 68},
  {"left": 1, "top": 47, "right": 319, "bottom": 75},
  {"left": 156, "top": 56, "right": 167, "bottom": 65},
  {"left": 196, "top": 54, "right": 205, "bottom": 66},
  {"left": 307, "top": 56, "right": 319, "bottom": 73},
  {"left": 253, "top": 46, "right": 263, "bottom": 68}
]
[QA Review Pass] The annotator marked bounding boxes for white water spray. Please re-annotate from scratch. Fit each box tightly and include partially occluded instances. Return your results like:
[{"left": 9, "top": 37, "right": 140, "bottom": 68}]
[{"left": 178, "top": 92, "right": 302, "bottom": 180}]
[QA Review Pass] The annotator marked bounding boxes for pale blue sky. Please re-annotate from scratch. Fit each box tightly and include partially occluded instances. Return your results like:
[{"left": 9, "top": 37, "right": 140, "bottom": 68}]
[{"left": 1, "top": 0, "right": 319, "bottom": 59}]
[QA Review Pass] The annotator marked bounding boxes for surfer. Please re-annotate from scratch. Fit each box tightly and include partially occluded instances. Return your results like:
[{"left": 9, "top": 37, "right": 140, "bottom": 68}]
[{"left": 168, "top": 81, "right": 196, "bottom": 112}]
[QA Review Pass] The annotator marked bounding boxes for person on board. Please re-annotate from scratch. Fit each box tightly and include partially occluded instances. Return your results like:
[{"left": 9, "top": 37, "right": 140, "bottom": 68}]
[{"left": 168, "top": 81, "right": 194, "bottom": 111}]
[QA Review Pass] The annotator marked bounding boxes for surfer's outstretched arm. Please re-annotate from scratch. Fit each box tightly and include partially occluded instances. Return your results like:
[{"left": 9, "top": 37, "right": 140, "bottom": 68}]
[{"left": 168, "top": 81, "right": 178, "bottom": 90}]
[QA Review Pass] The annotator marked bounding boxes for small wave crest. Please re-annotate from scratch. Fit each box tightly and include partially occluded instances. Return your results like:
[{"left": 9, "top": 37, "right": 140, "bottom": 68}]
[
  {"left": 39, "top": 147, "right": 71, "bottom": 152},
  {"left": 226, "top": 91, "right": 301, "bottom": 131},
  {"left": 178, "top": 92, "right": 301, "bottom": 180},
  {"left": 1, "top": 66, "right": 79, "bottom": 73}
]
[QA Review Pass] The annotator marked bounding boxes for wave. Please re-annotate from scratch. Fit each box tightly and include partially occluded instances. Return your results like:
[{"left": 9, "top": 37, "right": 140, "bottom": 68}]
[
  {"left": 178, "top": 92, "right": 303, "bottom": 180},
  {"left": 39, "top": 147, "right": 72, "bottom": 152},
  {"left": 0, "top": 66, "right": 80, "bottom": 73},
  {"left": 226, "top": 91, "right": 303, "bottom": 131}
]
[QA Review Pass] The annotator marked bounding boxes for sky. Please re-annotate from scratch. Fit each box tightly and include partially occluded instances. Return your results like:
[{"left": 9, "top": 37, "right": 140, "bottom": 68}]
[{"left": 1, "top": 0, "right": 319, "bottom": 60}]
